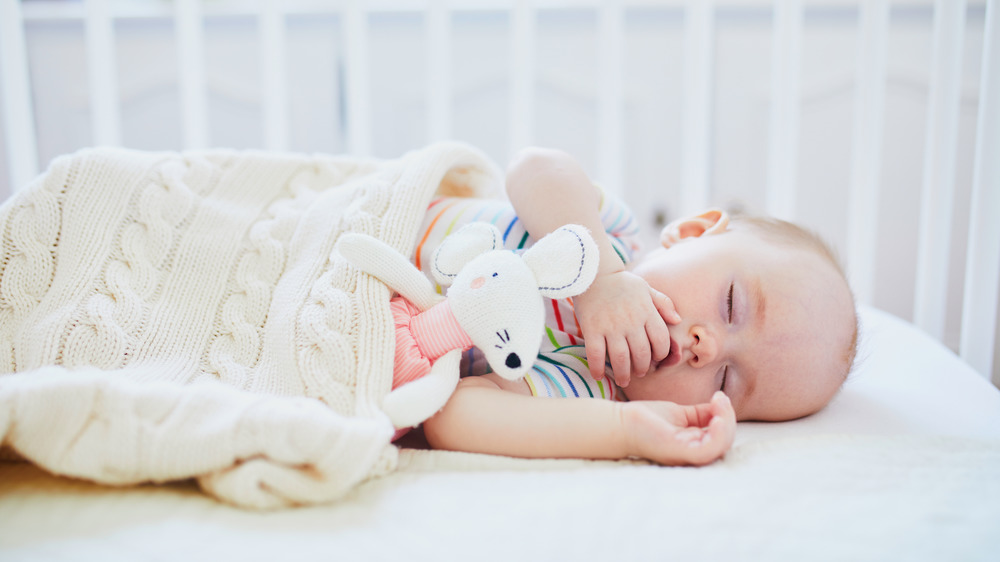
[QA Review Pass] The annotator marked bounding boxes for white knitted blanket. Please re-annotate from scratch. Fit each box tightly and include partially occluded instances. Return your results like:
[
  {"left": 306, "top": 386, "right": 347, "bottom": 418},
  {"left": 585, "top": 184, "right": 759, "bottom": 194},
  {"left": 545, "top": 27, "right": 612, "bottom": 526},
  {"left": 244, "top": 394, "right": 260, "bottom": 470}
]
[{"left": 0, "top": 142, "right": 500, "bottom": 508}]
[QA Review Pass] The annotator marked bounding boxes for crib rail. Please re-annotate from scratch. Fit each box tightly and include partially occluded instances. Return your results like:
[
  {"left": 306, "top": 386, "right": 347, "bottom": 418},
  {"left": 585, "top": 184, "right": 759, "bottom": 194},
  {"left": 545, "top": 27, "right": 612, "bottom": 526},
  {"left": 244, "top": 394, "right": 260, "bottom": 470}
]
[{"left": 0, "top": 0, "right": 997, "bottom": 382}]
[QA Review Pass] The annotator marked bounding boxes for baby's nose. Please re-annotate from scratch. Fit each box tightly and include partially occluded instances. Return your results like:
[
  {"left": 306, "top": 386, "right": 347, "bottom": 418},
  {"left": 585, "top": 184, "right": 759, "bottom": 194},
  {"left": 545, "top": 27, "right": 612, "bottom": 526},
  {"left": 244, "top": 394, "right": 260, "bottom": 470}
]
[{"left": 687, "top": 326, "right": 718, "bottom": 366}]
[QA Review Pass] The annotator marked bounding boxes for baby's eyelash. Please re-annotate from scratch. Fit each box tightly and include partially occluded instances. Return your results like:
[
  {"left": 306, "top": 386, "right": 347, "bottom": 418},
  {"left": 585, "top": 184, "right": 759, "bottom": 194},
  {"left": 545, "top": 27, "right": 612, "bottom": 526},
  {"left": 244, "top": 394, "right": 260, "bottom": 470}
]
[
  {"left": 727, "top": 282, "right": 734, "bottom": 322},
  {"left": 720, "top": 365, "right": 728, "bottom": 392}
]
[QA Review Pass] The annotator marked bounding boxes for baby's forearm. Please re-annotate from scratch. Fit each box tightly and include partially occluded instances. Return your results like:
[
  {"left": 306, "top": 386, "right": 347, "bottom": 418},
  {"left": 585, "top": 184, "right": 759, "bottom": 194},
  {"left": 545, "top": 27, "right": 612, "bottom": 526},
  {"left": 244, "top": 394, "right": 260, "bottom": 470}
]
[
  {"left": 505, "top": 147, "right": 624, "bottom": 277},
  {"left": 423, "top": 377, "right": 630, "bottom": 460}
]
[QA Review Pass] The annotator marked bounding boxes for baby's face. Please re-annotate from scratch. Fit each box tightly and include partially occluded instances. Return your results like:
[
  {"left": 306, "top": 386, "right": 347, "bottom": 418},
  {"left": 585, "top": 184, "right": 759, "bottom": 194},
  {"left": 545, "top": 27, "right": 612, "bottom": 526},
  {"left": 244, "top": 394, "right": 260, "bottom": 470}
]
[{"left": 626, "top": 227, "right": 855, "bottom": 421}]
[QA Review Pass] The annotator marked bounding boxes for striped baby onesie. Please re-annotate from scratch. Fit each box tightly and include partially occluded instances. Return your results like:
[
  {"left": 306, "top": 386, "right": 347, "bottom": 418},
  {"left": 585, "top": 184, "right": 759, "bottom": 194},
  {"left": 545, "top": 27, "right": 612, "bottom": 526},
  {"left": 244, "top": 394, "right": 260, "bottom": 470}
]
[{"left": 409, "top": 190, "right": 641, "bottom": 401}]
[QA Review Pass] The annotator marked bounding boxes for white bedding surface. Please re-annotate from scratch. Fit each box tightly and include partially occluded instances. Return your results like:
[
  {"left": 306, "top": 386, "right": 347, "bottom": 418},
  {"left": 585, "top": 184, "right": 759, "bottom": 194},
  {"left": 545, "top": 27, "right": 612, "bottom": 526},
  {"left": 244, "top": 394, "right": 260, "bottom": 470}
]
[{"left": 1, "top": 305, "right": 998, "bottom": 561}]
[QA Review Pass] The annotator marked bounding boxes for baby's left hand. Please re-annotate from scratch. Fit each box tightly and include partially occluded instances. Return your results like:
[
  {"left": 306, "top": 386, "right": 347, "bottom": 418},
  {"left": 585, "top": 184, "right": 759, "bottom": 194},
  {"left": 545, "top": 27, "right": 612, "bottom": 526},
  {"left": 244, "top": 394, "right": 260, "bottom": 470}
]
[{"left": 621, "top": 392, "right": 736, "bottom": 466}]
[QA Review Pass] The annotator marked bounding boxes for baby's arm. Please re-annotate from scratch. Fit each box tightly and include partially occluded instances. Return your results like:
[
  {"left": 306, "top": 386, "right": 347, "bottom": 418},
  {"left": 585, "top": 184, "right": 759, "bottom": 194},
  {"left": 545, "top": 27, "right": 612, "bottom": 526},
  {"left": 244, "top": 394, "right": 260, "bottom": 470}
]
[
  {"left": 422, "top": 375, "right": 735, "bottom": 465},
  {"left": 505, "top": 148, "right": 678, "bottom": 387}
]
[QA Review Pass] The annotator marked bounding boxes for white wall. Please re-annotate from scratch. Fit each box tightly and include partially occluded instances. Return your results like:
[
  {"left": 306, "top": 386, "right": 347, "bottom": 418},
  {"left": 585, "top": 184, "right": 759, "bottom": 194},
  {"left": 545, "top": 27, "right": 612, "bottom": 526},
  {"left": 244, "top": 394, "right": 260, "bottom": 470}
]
[{"left": 0, "top": 2, "right": 992, "bottom": 379}]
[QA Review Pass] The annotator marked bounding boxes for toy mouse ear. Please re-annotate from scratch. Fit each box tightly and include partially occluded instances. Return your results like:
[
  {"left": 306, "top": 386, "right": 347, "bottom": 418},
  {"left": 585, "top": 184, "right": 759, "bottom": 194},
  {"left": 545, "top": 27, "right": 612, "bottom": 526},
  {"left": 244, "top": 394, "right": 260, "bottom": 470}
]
[
  {"left": 522, "top": 224, "right": 599, "bottom": 299},
  {"left": 431, "top": 222, "right": 503, "bottom": 286}
]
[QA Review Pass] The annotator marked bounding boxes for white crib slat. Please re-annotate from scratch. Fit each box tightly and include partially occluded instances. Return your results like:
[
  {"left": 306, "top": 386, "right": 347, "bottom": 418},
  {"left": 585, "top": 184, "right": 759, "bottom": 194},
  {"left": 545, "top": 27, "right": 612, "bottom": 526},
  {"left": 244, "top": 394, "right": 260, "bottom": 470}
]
[
  {"left": 426, "top": 1, "right": 452, "bottom": 143},
  {"left": 175, "top": 0, "right": 208, "bottom": 150},
  {"left": 846, "top": 0, "right": 889, "bottom": 306},
  {"left": 680, "top": 0, "right": 715, "bottom": 216},
  {"left": 597, "top": 1, "right": 624, "bottom": 196},
  {"left": 344, "top": 1, "right": 372, "bottom": 156},
  {"left": 0, "top": 0, "right": 39, "bottom": 192},
  {"left": 260, "top": 0, "right": 289, "bottom": 151},
  {"left": 765, "top": 0, "right": 802, "bottom": 222},
  {"left": 961, "top": 0, "right": 1000, "bottom": 378},
  {"left": 509, "top": 0, "right": 536, "bottom": 157},
  {"left": 913, "top": 0, "right": 966, "bottom": 340},
  {"left": 85, "top": 0, "right": 121, "bottom": 146}
]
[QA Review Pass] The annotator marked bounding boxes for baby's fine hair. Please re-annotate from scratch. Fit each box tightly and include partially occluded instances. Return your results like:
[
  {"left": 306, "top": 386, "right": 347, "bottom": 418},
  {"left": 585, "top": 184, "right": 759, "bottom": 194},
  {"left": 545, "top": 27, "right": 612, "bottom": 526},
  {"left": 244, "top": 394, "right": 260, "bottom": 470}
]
[
  {"left": 728, "top": 213, "right": 860, "bottom": 379},
  {"left": 728, "top": 214, "right": 842, "bottom": 271}
]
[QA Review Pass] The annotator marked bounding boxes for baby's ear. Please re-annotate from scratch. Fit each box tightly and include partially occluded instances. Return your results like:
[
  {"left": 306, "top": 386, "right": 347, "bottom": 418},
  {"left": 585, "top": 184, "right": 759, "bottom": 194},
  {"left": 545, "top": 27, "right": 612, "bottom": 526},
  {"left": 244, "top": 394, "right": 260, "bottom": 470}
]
[
  {"left": 522, "top": 224, "right": 599, "bottom": 299},
  {"left": 660, "top": 208, "right": 729, "bottom": 248},
  {"left": 431, "top": 222, "right": 503, "bottom": 286}
]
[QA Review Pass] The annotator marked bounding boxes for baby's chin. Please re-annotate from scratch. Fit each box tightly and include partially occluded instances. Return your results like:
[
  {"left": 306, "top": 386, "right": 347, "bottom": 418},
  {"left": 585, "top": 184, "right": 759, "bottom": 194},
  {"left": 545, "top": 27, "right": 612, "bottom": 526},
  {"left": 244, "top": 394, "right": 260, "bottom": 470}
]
[{"left": 618, "top": 365, "right": 666, "bottom": 400}]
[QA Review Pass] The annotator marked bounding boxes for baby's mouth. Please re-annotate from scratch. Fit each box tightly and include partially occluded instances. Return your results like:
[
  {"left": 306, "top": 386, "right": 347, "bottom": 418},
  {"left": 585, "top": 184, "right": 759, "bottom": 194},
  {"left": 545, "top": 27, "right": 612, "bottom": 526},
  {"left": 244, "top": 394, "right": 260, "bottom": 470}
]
[
  {"left": 649, "top": 338, "right": 681, "bottom": 372},
  {"left": 656, "top": 337, "right": 682, "bottom": 369}
]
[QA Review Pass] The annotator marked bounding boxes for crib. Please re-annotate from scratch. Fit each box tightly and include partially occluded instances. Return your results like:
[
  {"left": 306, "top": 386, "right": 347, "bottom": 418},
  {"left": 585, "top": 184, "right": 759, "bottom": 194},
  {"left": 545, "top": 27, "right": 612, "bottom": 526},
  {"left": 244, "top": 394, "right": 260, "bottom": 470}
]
[{"left": 1, "top": 1, "right": 999, "bottom": 560}]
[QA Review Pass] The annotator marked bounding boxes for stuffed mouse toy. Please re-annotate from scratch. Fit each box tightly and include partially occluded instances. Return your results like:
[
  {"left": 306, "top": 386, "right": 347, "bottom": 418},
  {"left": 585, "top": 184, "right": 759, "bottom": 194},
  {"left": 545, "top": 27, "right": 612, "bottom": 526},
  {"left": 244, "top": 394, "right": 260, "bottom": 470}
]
[{"left": 337, "top": 222, "right": 599, "bottom": 429}]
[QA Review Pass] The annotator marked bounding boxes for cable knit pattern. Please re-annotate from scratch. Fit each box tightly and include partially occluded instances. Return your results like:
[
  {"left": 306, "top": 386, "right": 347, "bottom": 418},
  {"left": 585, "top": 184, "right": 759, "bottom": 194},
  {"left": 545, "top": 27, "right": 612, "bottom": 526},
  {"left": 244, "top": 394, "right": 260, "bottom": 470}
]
[
  {"left": 0, "top": 158, "right": 72, "bottom": 373},
  {"left": 0, "top": 143, "right": 501, "bottom": 508},
  {"left": 295, "top": 172, "right": 395, "bottom": 409},
  {"left": 202, "top": 165, "right": 309, "bottom": 388},
  {"left": 61, "top": 159, "right": 198, "bottom": 370}
]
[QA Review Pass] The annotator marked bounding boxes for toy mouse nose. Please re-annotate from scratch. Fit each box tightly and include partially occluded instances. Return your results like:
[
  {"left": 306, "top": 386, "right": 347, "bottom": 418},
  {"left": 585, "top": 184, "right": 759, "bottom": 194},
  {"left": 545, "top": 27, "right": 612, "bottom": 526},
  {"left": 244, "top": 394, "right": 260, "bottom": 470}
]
[{"left": 505, "top": 353, "right": 521, "bottom": 369}]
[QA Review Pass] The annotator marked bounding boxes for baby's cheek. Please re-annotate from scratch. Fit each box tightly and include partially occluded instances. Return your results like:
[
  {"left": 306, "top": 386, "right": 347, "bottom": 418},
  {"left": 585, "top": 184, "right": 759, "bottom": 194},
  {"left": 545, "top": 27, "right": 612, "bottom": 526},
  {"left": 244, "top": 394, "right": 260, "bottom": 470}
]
[{"left": 632, "top": 370, "right": 707, "bottom": 405}]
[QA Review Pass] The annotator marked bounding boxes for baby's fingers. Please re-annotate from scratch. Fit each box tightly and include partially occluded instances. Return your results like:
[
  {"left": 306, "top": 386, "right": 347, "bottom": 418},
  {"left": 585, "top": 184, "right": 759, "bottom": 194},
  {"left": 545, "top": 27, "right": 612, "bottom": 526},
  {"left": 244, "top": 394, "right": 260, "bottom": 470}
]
[
  {"left": 710, "top": 391, "right": 736, "bottom": 422},
  {"left": 585, "top": 336, "right": 607, "bottom": 381},
  {"left": 675, "top": 394, "right": 736, "bottom": 465},
  {"left": 679, "top": 417, "right": 732, "bottom": 465},
  {"left": 650, "top": 287, "right": 681, "bottom": 325},
  {"left": 607, "top": 337, "right": 632, "bottom": 388},
  {"left": 628, "top": 331, "right": 652, "bottom": 378},
  {"left": 674, "top": 427, "right": 705, "bottom": 444},
  {"left": 646, "top": 318, "right": 671, "bottom": 365}
]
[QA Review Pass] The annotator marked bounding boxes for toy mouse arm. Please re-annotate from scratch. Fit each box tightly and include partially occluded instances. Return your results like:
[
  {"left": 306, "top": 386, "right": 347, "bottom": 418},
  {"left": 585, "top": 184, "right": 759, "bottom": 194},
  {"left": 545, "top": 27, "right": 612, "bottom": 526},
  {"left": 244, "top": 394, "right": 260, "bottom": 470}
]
[
  {"left": 336, "top": 233, "right": 442, "bottom": 311},
  {"left": 382, "top": 348, "right": 463, "bottom": 429}
]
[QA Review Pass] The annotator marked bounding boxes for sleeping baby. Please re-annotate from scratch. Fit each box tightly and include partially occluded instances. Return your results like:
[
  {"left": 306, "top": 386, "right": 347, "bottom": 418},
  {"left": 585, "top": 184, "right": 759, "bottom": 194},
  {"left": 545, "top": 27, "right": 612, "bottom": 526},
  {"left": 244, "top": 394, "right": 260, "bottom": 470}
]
[{"left": 407, "top": 147, "right": 858, "bottom": 466}]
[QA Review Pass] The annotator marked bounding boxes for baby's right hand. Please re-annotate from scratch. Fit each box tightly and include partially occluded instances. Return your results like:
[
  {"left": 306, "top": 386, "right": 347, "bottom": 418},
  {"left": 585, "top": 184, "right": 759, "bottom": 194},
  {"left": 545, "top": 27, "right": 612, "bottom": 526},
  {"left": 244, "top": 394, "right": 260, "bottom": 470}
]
[
  {"left": 573, "top": 270, "right": 680, "bottom": 387},
  {"left": 621, "top": 392, "right": 736, "bottom": 466}
]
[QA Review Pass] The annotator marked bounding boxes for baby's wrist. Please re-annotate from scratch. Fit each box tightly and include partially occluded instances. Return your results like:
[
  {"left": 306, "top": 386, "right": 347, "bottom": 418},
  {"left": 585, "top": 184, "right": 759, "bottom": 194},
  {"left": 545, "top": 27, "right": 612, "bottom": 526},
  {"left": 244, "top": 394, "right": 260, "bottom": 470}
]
[
  {"left": 595, "top": 264, "right": 626, "bottom": 280},
  {"left": 595, "top": 236, "right": 627, "bottom": 277},
  {"left": 617, "top": 402, "right": 640, "bottom": 459}
]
